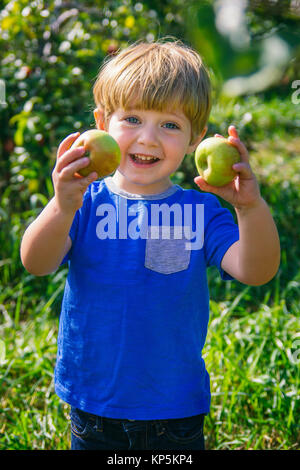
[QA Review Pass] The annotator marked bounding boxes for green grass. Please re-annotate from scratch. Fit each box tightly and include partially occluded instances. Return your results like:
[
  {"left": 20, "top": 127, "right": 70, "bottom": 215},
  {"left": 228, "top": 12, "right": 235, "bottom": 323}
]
[
  {"left": 1, "top": 274, "right": 298, "bottom": 450},
  {"left": 1, "top": 93, "right": 299, "bottom": 450},
  {"left": 0, "top": 274, "right": 70, "bottom": 450},
  {"left": 204, "top": 283, "right": 299, "bottom": 449}
]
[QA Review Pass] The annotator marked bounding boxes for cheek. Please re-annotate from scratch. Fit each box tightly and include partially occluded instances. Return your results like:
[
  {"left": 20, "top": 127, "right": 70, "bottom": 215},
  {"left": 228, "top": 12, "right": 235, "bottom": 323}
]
[
  {"left": 166, "top": 138, "right": 187, "bottom": 158},
  {"left": 107, "top": 124, "right": 131, "bottom": 150},
  {"left": 107, "top": 130, "right": 126, "bottom": 152}
]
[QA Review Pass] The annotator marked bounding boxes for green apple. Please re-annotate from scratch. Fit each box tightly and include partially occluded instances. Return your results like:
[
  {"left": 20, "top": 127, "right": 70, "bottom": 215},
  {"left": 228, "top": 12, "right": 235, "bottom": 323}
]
[
  {"left": 71, "top": 129, "right": 121, "bottom": 178},
  {"left": 195, "top": 137, "right": 240, "bottom": 187}
]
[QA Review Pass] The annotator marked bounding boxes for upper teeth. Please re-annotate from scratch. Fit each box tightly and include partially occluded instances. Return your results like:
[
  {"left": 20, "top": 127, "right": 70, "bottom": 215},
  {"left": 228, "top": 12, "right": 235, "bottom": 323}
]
[{"left": 133, "top": 154, "right": 157, "bottom": 160}]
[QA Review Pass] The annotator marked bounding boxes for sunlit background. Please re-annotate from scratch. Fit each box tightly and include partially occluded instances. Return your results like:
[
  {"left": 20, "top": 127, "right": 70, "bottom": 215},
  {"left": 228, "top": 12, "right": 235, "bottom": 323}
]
[{"left": 0, "top": 0, "right": 299, "bottom": 450}]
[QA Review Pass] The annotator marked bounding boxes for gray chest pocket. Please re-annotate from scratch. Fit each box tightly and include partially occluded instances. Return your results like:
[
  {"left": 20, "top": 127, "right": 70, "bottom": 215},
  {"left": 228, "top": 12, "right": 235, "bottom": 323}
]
[{"left": 144, "top": 226, "right": 191, "bottom": 275}]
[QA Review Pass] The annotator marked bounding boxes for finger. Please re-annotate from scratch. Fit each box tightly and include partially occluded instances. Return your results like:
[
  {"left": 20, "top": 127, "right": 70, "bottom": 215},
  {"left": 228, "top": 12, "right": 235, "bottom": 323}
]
[
  {"left": 228, "top": 125, "right": 239, "bottom": 139},
  {"left": 73, "top": 172, "right": 98, "bottom": 192},
  {"left": 194, "top": 176, "right": 211, "bottom": 190},
  {"left": 214, "top": 133, "right": 223, "bottom": 138},
  {"left": 58, "top": 155, "right": 91, "bottom": 180},
  {"left": 232, "top": 161, "right": 253, "bottom": 179},
  {"left": 194, "top": 176, "right": 227, "bottom": 195},
  {"left": 57, "top": 132, "right": 80, "bottom": 158},
  {"left": 55, "top": 146, "right": 87, "bottom": 172},
  {"left": 228, "top": 136, "right": 249, "bottom": 163},
  {"left": 81, "top": 172, "right": 98, "bottom": 186},
  {"left": 194, "top": 176, "right": 209, "bottom": 191}
]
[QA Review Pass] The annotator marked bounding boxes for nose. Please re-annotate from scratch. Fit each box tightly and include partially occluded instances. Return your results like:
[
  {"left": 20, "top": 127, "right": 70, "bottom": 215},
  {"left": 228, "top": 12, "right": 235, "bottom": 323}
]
[{"left": 136, "top": 123, "right": 159, "bottom": 148}]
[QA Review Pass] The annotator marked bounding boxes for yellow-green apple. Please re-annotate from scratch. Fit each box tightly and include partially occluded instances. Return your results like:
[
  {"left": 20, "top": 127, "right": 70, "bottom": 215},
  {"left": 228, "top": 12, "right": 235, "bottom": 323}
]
[
  {"left": 71, "top": 130, "right": 121, "bottom": 178},
  {"left": 195, "top": 137, "right": 240, "bottom": 187}
]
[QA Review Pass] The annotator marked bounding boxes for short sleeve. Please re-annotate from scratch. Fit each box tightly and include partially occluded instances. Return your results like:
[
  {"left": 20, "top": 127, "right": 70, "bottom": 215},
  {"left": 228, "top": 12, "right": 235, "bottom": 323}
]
[{"left": 203, "top": 195, "right": 239, "bottom": 280}]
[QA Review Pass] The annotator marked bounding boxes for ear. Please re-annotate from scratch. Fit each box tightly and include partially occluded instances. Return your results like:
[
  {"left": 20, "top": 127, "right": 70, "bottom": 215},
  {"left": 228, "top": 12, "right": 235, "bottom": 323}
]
[
  {"left": 94, "top": 108, "right": 106, "bottom": 130},
  {"left": 187, "top": 126, "right": 207, "bottom": 154}
]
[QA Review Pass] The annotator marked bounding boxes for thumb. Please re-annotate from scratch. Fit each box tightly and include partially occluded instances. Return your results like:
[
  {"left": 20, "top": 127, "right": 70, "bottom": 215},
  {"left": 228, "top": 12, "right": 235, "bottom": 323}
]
[
  {"left": 232, "top": 162, "right": 254, "bottom": 179},
  {"left": 194, "top": 176, "right": 224, "bottom": 196},
  {"left": 80, "top": 171, "right": 98, "bottom": 189},
  {"left": 87, "top": 171, "right": 98, "bottom": 183}
]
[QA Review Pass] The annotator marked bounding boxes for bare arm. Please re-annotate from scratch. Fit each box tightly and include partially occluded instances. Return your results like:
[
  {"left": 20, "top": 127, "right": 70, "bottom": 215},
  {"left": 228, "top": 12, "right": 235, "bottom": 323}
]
[
  {"left": 194, "top": 125, "right": 280, "bottom": 286},
  {"left": 20, "top": 198, "right": 74, "bottom": 276},
  {"left": 20, "top": 132, "right": 97, "bottom": 276},
  {"left": 221, "top": 198, "right": 280, "bottom": 285}
]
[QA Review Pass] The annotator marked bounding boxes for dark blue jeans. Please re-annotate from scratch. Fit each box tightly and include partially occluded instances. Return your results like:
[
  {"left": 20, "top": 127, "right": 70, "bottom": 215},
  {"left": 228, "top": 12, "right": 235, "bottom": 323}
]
[{"left": 70, "top": 407, "right": 205, "bottom": 450}]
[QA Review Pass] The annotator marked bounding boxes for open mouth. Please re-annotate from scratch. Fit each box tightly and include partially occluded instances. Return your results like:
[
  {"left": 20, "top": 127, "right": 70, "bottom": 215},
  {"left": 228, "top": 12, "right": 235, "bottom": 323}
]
[{"left": 129, "top": 154, "right": 160, "bottom": 165}]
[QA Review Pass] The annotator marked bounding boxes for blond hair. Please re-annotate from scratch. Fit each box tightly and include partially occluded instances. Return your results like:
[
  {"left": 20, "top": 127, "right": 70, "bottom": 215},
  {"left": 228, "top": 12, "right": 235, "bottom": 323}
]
[{"left": 93, "top": 39, "right": 211, "bottom": 142}]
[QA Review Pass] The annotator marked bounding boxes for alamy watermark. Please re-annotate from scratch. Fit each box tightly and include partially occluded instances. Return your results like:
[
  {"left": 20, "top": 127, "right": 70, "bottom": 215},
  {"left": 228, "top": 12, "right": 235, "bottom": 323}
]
[
  {"left": 0, "top": 79, "right": 6, "bottom": 105},
  {"left": 290, "top": 334, "right": 300, "bottom": 365},
  {"left": 291, "top": 80, "right": 300, "bottom": 104},
  {"left": 95, "top": 200, "right": 204, "bottom": 250}
]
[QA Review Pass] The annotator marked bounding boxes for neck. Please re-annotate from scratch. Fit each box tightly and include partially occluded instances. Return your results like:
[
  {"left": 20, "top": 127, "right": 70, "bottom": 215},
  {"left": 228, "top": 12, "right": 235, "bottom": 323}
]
[{"left": 111, "top": 170, "right": 173, "bottom": 196}]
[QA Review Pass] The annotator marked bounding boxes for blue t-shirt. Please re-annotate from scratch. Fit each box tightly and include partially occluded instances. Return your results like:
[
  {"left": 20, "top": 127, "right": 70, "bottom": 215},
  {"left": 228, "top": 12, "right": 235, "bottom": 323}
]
[{"left": 55, "top": 176, "right": 239, "bottom": 419}]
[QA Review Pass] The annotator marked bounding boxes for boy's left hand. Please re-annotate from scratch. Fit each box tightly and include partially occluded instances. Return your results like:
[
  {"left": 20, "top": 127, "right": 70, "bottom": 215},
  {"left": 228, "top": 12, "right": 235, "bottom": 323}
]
[{"left": 194, "top": 125, "right": 261, "bottom": 211}]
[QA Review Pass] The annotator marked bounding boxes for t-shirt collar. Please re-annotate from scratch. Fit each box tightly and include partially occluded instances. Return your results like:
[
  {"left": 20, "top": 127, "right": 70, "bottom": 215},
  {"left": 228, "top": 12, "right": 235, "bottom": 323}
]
[{"left": 104, "top": 176, "right": 180, "bottom": 200}]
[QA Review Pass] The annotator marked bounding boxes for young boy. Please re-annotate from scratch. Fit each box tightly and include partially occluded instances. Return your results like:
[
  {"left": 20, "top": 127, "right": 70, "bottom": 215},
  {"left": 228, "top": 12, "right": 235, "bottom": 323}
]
[{"left": 20, "top": 40, "right": 280, "bottom": 450}]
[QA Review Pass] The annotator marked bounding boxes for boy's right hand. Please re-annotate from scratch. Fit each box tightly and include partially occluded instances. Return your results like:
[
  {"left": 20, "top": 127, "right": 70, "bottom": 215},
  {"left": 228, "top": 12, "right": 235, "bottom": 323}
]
[{"left": 52, "top": 132, "right": 98, "bottom": 215}]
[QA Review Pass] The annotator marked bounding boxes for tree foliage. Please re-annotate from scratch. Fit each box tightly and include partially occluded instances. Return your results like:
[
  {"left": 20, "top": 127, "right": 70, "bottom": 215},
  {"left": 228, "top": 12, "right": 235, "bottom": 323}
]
[
  {"left": 0, "top": 0, "right": 186, "bottom": 209},
  {"left": 1, "top": 0, "right": 299, "bottom": 211},
  {"left": 186, "top": 0, "right": 300, "bottom": 95}
]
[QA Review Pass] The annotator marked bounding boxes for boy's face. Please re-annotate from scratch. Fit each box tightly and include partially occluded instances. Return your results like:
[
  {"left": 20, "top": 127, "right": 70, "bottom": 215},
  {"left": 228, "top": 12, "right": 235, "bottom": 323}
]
[{"left": 94, "top": 107, "right": 206, "bottom": 195}]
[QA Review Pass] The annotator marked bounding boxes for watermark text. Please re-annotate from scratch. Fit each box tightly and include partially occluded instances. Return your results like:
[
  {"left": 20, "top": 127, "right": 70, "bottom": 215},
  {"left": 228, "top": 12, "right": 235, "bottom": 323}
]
[
  {"left": 0, "top": 79, "right": 6, "bottom": 105},
  {"left": 95, "top": 200, "right": 204, "bottom": 250}
]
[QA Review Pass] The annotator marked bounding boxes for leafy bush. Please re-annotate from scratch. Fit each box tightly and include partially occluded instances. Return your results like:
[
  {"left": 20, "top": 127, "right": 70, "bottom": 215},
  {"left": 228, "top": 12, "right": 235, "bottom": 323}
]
[{"left": 1, "top": 0, "right": 299, "bottom": 450}]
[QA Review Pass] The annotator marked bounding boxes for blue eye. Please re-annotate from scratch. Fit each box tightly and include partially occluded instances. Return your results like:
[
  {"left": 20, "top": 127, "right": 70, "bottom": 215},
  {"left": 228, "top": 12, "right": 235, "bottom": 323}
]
[
  {"left": 125, "top": 116, "right": 139, "bottom": 124},
  {"left": 164, "top": 122, "right": 179, "bottom": 129}
]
